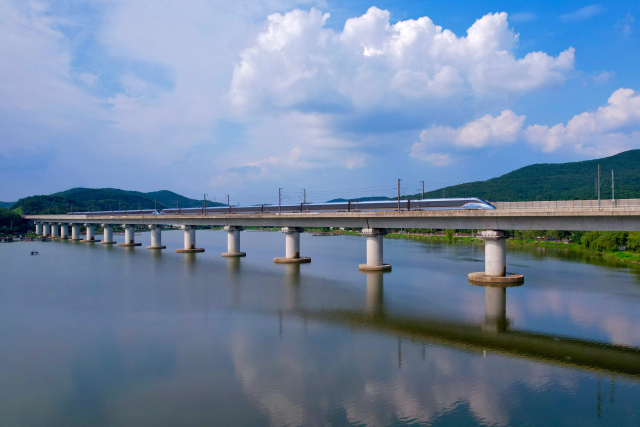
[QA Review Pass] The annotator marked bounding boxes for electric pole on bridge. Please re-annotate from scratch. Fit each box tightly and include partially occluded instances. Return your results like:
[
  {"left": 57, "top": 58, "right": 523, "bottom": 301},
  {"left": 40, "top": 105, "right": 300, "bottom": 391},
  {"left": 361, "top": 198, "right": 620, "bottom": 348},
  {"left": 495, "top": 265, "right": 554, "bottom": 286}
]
[
  {"left": 397, "top": 179, "right": 402, "bottom": 211},
  {"left": 598, "top": 164, "right": 601, "bottom": 206},
  {"left": 420, "top": 181, "right": 424, "bottom": 199},
  {"left": 303, "top": 189, "right": 306, "bottom": 204},
  {"left": 612, "top": 170, "right": 615, "bottom": 202},
  {"left": 279, "top": 188, "right": 283, "bottom": 214}
]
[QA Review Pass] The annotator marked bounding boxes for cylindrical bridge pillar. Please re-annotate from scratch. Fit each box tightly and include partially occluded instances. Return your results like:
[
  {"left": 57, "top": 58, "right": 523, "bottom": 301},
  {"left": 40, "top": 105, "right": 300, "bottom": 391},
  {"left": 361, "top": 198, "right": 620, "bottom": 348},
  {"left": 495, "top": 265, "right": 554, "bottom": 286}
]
[
  {"left": 222, "top": 226, "right": 246, "bottom": 257},
  {"left": 35, "top": 222, "right": 43, "bottom": 236},
  {"left": 42, "top": 223, "right": 51, "bottom": 237},
  {"left": 71, "top": 224, "right": 81, "bottom": 240},
  {"left": 147, "top": 224, "right": 166, "bottom": 249},
  {"left": 175, "top": 225, "right": 204, "bottom": 253},
  {"left": 468, "top": 230, "right": 523, "bottom": 285},
  {"left": 118, "top": 225, "right": 142, "bottom": 247},
  {"left": 101, "top": 224, "right": 116, "bottom": 244},
  {"left": 59, "top": 223, "right": 69, "bottom": 239},
  {"left": 359, "top": 228, "right": 391, "bottom": 271},
  {"left": 50, "top": 223, "right": 60, "bottom": 239},
  {"left": 274, "top": 227, "right": 310, "bottom": 263},
  {"left": 82, "top": 224, "right": 99, "bottom": 242},
  {"left": 482, "top": 230, "right": 507, "bottom": 276}
]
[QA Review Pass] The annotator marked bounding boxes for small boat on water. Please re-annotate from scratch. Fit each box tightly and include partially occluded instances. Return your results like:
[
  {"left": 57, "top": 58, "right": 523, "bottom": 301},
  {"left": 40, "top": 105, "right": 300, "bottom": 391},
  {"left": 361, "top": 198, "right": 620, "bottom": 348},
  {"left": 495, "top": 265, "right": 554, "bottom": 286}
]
[{"left": 30, "top": 251, "right": 39, "bottom": 255}]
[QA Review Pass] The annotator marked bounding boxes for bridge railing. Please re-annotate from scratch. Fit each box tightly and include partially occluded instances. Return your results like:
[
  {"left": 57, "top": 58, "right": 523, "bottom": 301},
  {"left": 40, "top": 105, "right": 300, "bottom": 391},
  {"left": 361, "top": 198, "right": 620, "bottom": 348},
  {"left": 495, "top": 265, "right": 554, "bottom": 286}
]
[{"left": 493, "top": 199, "right": 640, "bottom": 210}]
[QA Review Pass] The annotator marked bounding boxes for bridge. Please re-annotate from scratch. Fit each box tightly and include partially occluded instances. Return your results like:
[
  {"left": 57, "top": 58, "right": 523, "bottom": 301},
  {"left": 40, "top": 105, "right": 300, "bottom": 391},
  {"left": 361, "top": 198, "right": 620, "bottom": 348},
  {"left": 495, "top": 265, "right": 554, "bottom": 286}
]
[{"left": 24, "top": 198, "right": 640, "bottom": 283}]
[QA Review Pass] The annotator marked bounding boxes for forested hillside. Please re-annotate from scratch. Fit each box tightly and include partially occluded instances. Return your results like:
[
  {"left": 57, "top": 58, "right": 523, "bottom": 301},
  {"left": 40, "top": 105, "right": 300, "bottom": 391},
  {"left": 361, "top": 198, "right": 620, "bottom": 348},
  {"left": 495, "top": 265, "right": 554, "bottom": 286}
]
[
  {"left": 408, "top": 149, "right": 640, "bottom": 202},
  {"left": 12, "top": 188, "right": 225, "bottom": 215},
  {"left": 10, "top": 150, "right": 640, "bottom": 214}
]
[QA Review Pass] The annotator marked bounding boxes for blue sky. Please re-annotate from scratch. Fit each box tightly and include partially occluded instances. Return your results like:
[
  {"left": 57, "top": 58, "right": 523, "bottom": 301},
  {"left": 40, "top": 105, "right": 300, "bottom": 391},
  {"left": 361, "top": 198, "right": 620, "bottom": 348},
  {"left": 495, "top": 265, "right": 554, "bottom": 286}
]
[{"left": 1, "top": 0, "right": 639, "bottom": 204}]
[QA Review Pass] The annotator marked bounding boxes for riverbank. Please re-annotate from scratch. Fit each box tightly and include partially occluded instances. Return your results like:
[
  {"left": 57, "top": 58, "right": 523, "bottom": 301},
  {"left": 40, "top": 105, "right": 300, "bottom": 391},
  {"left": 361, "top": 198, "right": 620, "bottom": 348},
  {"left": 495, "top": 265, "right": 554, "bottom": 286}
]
[{"left": 383, "top": 232, "right": 640, "bottom": 267}]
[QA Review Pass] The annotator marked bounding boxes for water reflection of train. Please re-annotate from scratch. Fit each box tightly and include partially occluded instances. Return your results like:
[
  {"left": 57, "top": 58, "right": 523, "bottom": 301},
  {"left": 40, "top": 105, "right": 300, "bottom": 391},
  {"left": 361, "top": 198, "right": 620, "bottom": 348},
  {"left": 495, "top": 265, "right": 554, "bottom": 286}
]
[{"left": 67, "top": 197, "right": 496, "bottom": 216}]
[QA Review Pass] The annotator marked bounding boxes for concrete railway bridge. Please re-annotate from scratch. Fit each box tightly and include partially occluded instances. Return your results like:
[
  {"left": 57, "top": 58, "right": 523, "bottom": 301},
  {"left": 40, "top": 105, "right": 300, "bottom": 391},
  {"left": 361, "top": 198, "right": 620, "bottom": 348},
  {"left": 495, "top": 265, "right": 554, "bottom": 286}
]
[{"left": 25, "top": 200, "right": 640, "bottom": 285}]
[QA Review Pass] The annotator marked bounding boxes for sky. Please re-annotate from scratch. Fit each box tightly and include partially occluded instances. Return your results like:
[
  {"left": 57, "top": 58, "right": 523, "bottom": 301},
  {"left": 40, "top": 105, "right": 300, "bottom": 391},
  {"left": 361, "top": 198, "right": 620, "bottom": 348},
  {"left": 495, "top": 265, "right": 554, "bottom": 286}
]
[{"left": 1, "top": 0, "right": 639, "bottom": 205}]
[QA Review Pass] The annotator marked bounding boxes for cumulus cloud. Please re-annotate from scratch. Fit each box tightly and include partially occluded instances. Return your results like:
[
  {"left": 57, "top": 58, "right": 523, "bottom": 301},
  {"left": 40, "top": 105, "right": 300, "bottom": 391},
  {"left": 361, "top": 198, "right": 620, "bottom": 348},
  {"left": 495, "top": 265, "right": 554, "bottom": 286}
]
[
  {"left": 231, "top": 7, "right": 575, "bottom": 112},
  {"left": 524, "top": 88, "right": 640, "bottom": 154},
  {"left": 410, "top": 110, "right": 526, "bottom": 163},
  {"left": 411, "top": 88, "right": 640, "bottom": 163}
]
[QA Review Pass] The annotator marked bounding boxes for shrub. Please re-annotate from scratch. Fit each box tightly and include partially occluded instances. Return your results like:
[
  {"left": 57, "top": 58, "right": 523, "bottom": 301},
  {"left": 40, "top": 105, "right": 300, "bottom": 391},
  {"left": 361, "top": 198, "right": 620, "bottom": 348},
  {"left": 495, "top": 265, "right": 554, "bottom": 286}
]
[
  {"left": 627, "top": 232, "right": 640, "bottom": 250},
  {"left": 581, "top": 231, "right": 627, "bottom": 252}
]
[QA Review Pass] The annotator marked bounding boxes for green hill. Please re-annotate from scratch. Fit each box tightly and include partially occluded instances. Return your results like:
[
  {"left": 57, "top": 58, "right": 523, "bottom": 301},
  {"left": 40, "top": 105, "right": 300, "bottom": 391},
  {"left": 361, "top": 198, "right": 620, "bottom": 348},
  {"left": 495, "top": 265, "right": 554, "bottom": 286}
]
[
  {"left": 12, "top": 188, "right": 225, "bottom": 215},
  {"left": 321, "top": 150, "right": 640, "bottom": 203},
  {"left": 409, "top": 150, "right": 640, "bottom": 202}
]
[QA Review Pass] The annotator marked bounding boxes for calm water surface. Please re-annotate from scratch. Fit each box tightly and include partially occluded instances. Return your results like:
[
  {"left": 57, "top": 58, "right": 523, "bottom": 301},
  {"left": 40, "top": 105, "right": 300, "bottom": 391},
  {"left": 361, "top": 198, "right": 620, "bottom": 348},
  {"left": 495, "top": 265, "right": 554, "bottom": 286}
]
[{"left": 1, "top": 230, "right": 640, "bottom": 426}]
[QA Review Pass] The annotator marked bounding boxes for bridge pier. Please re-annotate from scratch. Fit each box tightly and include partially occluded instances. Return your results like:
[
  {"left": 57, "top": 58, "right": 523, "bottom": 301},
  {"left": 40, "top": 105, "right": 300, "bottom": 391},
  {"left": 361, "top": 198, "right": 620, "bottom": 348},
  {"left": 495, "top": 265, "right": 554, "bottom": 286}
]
[
  {"left": 71, "top": 224, "right": 82, "bottom": 241},
  {"left": 42, "top": 223, "right": 50, "bottom": 237},
  {"left": 101, "top": 224, "right": 116, "bottom": 244},
  {"left": 176, "top": 225, "right": 204, "bottom": 253},
  {"left": 147, "top": 224, "right": 166, "bottom": 249},
  {"left": 468, "top": 230, "right": 523, "bottom": 284},
  {"left": 274, "top": 227, "right": 310, "bottom": 263},
  {"left": 359, "top": 228, "right": 391, "bottom": 271},
  {"left": 35, "top": 222, "right": 43, "bottom": 236},
  {"left": 59, "top": 223, "right": 69, "bottom": 239},
  {"left": 118, "top": 224, "right": 141, "bottom": 247},
  {"left": 50, "top": 223, "right": 60, "bottom": 239},
  {"left": 81, "top": 224, "right": 100, "bottom": 242},
  {"left": 222, "top": 226, "right": 245, "bottom": 257}
]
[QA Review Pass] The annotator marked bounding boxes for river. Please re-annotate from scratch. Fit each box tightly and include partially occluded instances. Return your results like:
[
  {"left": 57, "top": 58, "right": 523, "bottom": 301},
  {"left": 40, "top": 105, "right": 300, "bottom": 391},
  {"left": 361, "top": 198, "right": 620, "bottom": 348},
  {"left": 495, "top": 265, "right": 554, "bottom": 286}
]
[{"left": 1, "top": 230, "right": 639, "bottom": 426}]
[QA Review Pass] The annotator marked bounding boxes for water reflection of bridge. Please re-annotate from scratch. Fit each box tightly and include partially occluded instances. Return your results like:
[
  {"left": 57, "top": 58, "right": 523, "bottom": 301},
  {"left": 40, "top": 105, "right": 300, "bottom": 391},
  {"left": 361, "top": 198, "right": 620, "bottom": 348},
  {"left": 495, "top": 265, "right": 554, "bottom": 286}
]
[{"left": 238, "top": 259, "right": 640, "bottom": 380}]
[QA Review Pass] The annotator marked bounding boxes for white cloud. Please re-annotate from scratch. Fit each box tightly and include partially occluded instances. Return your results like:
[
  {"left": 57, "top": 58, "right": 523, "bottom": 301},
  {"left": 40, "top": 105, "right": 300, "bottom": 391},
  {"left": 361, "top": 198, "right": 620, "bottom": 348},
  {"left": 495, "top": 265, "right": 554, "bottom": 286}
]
[
  {"left": 615, "top": 13, "right": 635, "bottom": 38},
  {"left": 560, "top": 5, "right": 606, "bottom": 23},
  {"left": 590, "top": 70, "right": 614, "bottom": 84},
  {"left": 524, "top": 88, "right": 640, "bottom": 154},
  {"left": 410, "top": 110, "right": 525, "bottom": 164},
  {"left": 411, "top": 88, "right": 640, "bottom": 162},
  {"left": 231, "top": 7, "right": 575, "bottom": 112}
]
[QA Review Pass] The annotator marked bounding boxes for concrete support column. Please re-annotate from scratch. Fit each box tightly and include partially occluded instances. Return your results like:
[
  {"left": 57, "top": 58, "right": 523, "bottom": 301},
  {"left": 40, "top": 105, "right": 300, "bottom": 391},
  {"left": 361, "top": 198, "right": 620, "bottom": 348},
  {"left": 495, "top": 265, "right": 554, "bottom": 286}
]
[
  {"left": 118, "top": 225, "right": 141, "bottom": 247},
  {"left": 59, "top": 224, "right": 69, "bottom": 239},
  {"left": 175, "top": 225, "right": 204, "bottom": 253},
  {"left": 222, "top": 226, "right": 246, "bottom": 257},
  {"left": 359, "top": 228, "right": 391, "bottom": 271},
  {"left": 274, "top": 227, "right": 310, "bottom": 263},
  {"left": 482, "top": 230, "right": 507, "bottom": 276},
  {"left": 42, "top": 223, "right": 51, "bottom": 237},
  {"left": 82, "top": 224, "right": 100, "bottom": 242},
  {"left": 35, "top": 222, "right": 43, "bottom": 236},
  {"left": 469, "top": 230, "right": 523, "bottom": 284},
  {"left": 101, "top": 224, "right": 116, "bottom": 245},
  {"left": 50, "top": 223, "right": 59, "bottom": 239},
  {"left": 147, "top": 224, "right": 166, "bottom": 249},
  {"left": 71, "top": 224, "right": 81, "bottom": 241}
]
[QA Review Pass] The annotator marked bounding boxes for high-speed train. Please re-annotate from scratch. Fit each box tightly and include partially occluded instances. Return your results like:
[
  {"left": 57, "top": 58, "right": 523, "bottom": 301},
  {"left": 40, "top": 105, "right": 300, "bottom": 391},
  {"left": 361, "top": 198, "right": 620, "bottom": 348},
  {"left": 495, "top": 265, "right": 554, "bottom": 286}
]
[{"left": 67, "top": 197, "right": 495, "bottom": 216}]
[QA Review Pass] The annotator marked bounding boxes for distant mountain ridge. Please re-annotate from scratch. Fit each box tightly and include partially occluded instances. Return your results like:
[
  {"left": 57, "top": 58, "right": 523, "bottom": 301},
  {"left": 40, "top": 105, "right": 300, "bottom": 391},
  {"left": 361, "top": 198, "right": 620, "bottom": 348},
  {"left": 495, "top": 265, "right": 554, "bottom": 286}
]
[
  {"left": 11, "top": 150, "right": 640, "bottom": 214},
  {"left": 328, "top": 150, "right": 640, "bottom": 203},
  {"left": 0, "top": 201, "right": 15, "bottom": 209},
  {"left": 410, "top": 150, "right": 640, "bottom": 202},
  {"left": 12, "top": 188, "right": 225, "bottom": 215}
]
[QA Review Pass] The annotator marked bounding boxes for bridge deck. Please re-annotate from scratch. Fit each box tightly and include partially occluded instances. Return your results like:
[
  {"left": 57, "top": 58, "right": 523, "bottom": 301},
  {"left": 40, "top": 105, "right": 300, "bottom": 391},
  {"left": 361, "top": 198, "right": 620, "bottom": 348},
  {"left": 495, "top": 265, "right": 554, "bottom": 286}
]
[{"left": 25, "top": 207, "right": 640, "bottom": 231}]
